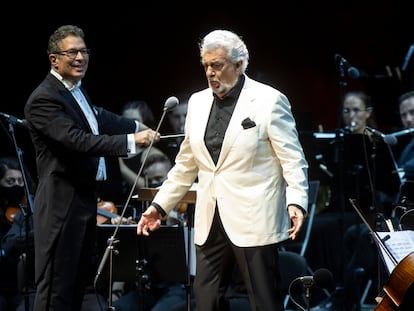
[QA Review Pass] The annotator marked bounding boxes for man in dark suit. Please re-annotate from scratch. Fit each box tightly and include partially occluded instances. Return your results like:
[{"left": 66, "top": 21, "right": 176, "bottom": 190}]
[{"left": 24, "top": 25, "right": 160, "bottom": 311}]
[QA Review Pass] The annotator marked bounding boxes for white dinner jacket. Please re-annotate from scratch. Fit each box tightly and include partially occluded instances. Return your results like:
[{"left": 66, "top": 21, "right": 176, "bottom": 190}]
[{"left": 153, "top": 75, "right": 308, "bottom": 247}]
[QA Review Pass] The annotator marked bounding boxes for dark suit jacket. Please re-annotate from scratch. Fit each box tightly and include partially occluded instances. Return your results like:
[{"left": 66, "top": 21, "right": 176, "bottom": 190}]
[
  {"left": 24, "top": 72, "right": 137, "bottom": 283},
  {"left": 399, "top": 137, "right": 414, "bottom": 182}
]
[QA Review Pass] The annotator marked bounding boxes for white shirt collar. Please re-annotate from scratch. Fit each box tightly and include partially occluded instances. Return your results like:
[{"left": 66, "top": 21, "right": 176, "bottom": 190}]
[{"left": 50, "top": 69, "right": 82, "bottom": 91}]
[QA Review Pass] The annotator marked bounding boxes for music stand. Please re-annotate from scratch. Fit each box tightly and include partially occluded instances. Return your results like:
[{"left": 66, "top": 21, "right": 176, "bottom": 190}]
[
  {"left": 136, "top": 188, "right": 196, "bottom": 311},
  {"left": 311, "top": 133, "right": 401, "bottom": 217},
  {"left": 342, "top": 134, "right": 400, "bottom": 214},
  {"left": 96, "top": 224, "right": 187, "bottom": 283}
]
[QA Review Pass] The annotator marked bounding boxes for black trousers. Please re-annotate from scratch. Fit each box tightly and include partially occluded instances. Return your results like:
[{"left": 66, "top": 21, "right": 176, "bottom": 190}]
[
  {"left": 194, "top": 208, "right": 284, "bottom": 311},
  {"left": 33, "top": 195, "right": 97, "bottom": 311}
]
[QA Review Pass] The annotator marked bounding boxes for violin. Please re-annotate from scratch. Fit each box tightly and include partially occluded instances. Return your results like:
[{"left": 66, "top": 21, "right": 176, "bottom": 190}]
[
  {"left": 176, "top": 202, "right": 188, "bottom": 214},
  {"left": 5, "top": 206, "right": 19, "bottom": 223},
  {"left": 97, "top": 200, "right": 118, "bottom": 225},
  {"left": 96, "top": 200, "right": 136, "bottom": 225}
]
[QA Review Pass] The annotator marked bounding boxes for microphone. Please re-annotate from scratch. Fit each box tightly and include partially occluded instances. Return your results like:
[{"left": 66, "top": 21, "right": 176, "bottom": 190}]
[
  {"left": 299, "top": 268, "right": 335, "bottom": 291},
  {"left": 335, "top": 54, "right": 360, "bottom": 79},
  {"left": 402, "top": 43, "right": 414, "bottom": 72},
  {"left": 0, "top": 112, "right": 28, "bottom": 128},
  {"left": 386, "top": 128, "right": 414, "bottom": 138},
  {"left": 315, "top": 154, "right": 333, "bottom": 178},
  {"left": 94, "top": 96, "right": 179, "bottom": 287},
  {"left": 344, "top": 121, "right": 356, "bottom": 134},
  {"left": 365, "top": 126, "right": 398, "bottom": 145},
  {"left": 163, "top": 96, "right": 179, "bottom": 112}
]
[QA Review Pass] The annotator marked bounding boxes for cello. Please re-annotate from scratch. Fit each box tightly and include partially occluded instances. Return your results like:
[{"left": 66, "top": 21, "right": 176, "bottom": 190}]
[
  {"left": 349, "top": 198, "right": 414, "bottom": 310},
  {"left": 374, "top": 252, "right": 414, "bottom": 310}
]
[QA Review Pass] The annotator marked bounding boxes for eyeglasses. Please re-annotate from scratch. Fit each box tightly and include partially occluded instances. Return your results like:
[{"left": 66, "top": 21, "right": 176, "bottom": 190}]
[
  {"left": 3, "top": 177, "right": 24, "bottom": 186},
  {"left": 53, "top": 48, "right": 91, "bottom": 59},
  {"left": 343, "top": 108, "right": 366, "bottom": 114}
]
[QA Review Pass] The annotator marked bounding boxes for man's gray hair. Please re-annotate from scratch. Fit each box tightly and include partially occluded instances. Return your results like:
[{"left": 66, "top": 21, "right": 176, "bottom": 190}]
[{"left": 199, "top": 30, "right": 249, "bottom": 74}]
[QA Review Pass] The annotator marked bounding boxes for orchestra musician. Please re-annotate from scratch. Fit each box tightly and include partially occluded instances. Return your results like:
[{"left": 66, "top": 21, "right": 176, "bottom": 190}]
[
  {"left": 395, "top": 91, "right": 414, "bottom": 229},
  {"left": 0, "top": 156, "right": 35, "bottom": 311}
]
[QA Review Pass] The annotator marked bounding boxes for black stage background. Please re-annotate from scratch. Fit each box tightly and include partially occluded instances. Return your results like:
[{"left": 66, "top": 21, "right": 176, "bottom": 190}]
[
  {"left": 2, "top": 1, "right": 414, "bottom": 174},
  {"left": 2, "top": 3, "right": 413, "bottom": 305}
]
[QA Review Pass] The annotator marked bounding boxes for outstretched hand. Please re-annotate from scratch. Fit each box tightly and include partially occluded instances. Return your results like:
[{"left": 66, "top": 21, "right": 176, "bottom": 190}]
[
  {"left": 137, "top": 205, "right": 162, "bottom": 236},
  {"left": 287, "top": 205, "right": 305, "bottom": 240}
]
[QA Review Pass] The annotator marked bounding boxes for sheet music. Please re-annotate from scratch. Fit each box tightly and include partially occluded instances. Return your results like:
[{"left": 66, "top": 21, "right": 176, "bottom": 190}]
[{"left": 376, "top": 230, "right": 414, "bottom": 274}]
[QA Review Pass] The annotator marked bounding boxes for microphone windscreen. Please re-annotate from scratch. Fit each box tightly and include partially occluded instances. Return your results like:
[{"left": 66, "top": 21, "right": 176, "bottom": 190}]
[
  {"left": 384, "top": 135, "right": 398, "bottom": 145},
  {"left": 164, "top": 96, "right": 179, "bottom": 111},
  {"left": 20, "top": 119, "right": 29, "bottom": 128},
  {"left": 313, "top": 268, "right": 335, "bottom": 291},
  {"left": 348, "top": 67, "right": 360, "bottom": 79}
]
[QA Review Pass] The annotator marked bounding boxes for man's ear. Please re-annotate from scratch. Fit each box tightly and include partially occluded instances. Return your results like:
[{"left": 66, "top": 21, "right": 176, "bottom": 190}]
[
  {"left": 49, "top": 55, "right": 58, "bottom": 69},
  {"left": 235, "top": 60, "right": 243, "bottom": 74}
]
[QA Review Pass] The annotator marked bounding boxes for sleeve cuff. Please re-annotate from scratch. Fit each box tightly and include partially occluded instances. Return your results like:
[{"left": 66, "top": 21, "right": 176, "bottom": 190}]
[
  {"left": 127, "top": 134, "right": 136, "bottom": 154},
  {"left": 288, "top": 203, "right": 306, "bottom": 215},
  {"left": 151, "top": 202, "right": 167, "bottom": 217}
]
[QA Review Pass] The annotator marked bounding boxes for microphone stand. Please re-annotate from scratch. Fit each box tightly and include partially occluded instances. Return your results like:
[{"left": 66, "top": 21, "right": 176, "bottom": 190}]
[
  {"left": 334, "top": 55, "right": 348, "bottom": 218},
  {"left": 94, "top": 98, "right": 178, "bottom": 310},
  {"left": 4, "top": 120, "right": 34, "bottom": 311},
  {"left": 369, "top": 139, "right": 378, "bottom": 215},
  {"left": 336, "top": 57, "right": 347, "bottom": 130},
  {"left": 349, "top": 199, "right": 398, "bottom": 266},
  {"left": 401, "top": 43, "right": 414, "bottom": 72},
  {"left": 334, "top": 56, "right": 348, "bottom": 290},
  {"left": 185, "top": 204, "right": 195, "bottom": 311},
  {"left": 367, "top": 138, "right": 384, "bottom": 310},
  {"left": 302, "top": 279, "right": 312, "bottom": 311},
  {"left": 388, "top": 127, "right": 414, "bottom": 139}
]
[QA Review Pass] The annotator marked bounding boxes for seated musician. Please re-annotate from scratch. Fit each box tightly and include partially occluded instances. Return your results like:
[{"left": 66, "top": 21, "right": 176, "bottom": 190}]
[
  {"left": 395, "top": 91, "right": 414, "bottom": 230},
  {"left": 307, "top": 91, "right": 400, "bottom": 309}
]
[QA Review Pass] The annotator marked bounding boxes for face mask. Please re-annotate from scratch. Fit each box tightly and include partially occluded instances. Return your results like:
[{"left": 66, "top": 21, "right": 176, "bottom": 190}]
[{"left": 0, "top": 185, "right": 25, "bottom": 206}]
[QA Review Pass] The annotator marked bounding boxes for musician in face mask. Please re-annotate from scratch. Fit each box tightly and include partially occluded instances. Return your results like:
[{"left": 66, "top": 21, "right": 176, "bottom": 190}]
[
  {"left": 0, "top": 156, "right": 35, "bottom": 311},
  {"left": 0, "top": 158, "right": 26, "bottom": 211}
]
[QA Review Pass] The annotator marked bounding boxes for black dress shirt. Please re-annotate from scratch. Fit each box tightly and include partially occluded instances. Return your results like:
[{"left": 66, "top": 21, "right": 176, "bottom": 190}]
[{"left": 205, "top": 75, "right": 245, "bottom": 164}]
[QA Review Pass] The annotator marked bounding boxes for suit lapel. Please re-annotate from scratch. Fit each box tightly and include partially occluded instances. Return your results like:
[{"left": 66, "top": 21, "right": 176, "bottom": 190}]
[
  {"left": 49, "top": 73, "right": 94, "bottom": 133},
  {"left": 216, "top": 85, "right": 254, "bottom": 168},
  {"left": 192, "top": 94, "right": 215, "bottom": 165}
]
